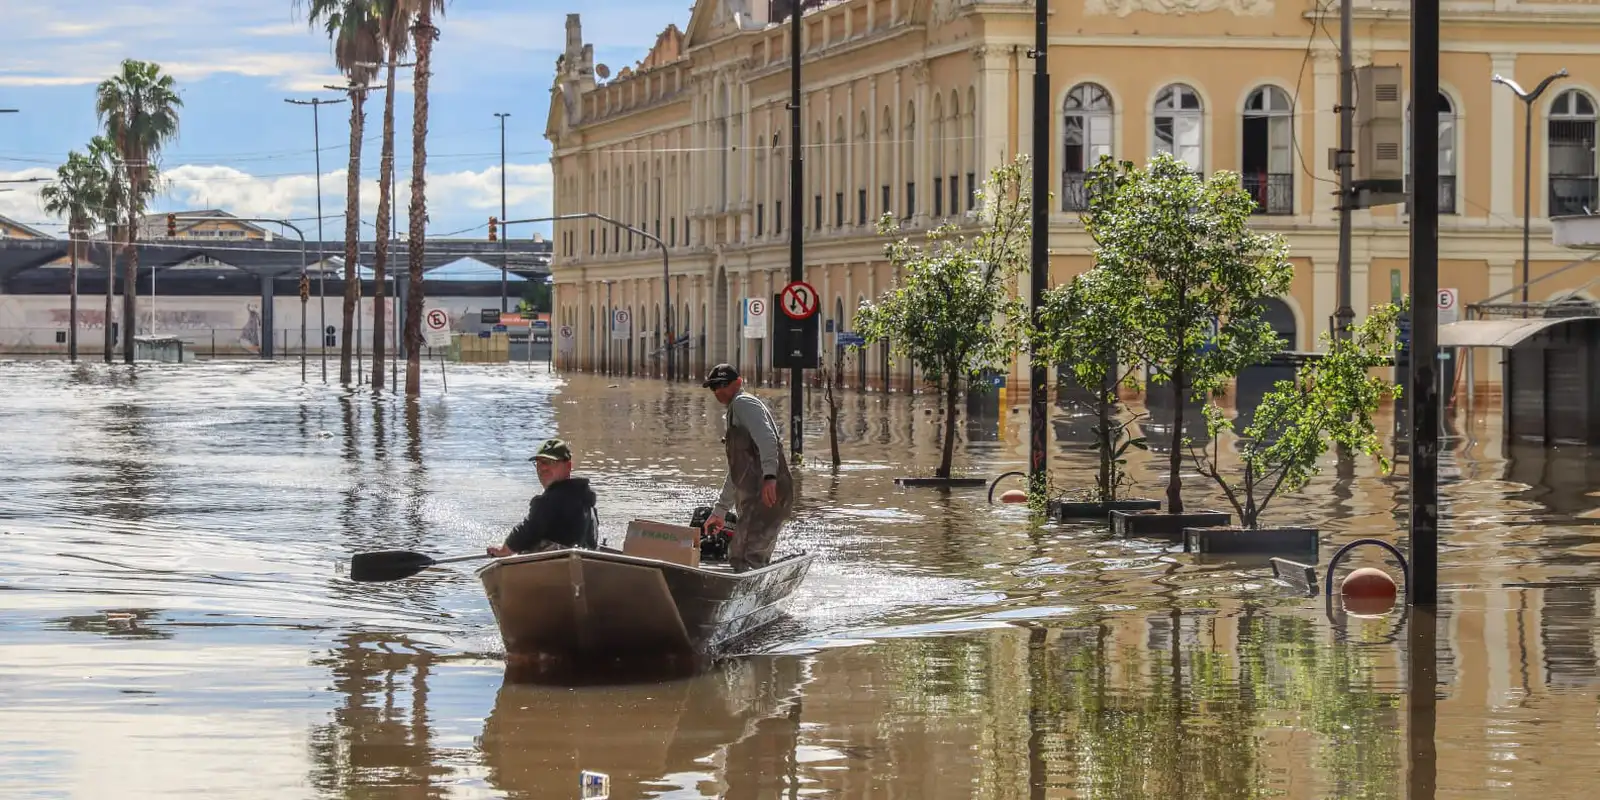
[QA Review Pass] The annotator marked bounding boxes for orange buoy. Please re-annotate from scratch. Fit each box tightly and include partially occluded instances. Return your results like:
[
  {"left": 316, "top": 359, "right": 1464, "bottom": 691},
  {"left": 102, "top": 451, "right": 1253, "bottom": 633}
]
[
  {"left": 1000, "top": 489, "right": 1028, "bottom": 504},
  {"left": 1340, "top": 567, "right": 1398, "bottom": 616}
]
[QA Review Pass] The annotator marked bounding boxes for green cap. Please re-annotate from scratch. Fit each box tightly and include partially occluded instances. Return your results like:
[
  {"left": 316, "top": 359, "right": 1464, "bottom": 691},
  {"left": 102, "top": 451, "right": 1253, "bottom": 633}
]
[{"left": 530, "top": 438, "right": 573, "bottom": 462}]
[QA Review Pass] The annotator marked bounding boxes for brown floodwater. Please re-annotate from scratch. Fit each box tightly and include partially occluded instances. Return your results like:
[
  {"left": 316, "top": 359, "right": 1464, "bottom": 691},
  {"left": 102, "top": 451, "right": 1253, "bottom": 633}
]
[{"left": 3, "top": 359, "right": 1600, "bottom": 798}]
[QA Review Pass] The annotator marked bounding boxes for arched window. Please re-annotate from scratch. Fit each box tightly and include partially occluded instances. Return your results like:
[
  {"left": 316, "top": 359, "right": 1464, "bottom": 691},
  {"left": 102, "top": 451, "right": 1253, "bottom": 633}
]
[
  {"left": 879, "top": 107, "right": 894, "bottom": 217},
  {"left": 1152, "top": 83, "right": 1203, "bottom": 171},
  {"left": 948, "top": 90, "right": 963, "bottom": 217},
  {"left": 812, "top": 120, "right": 825, "bottom": 230},
  {"left": 903, "top": 100, "right": 917, "bottom": 218},
  {"left": 833, "top": 115, "right": 846, "bottom": 227},
  {"left": 1063, "top": 82, "right": 1114, "bottom": 211},
  {"left": 1242, "top": 85, "right": 1294, "bottom": 215},
  {"left": 857, "top": 110, "right": 869, "bottom": 225},
  {"left": 933, "top": 94, "right": 947, "bottom": 217},
  {"left": 1404, "top": 92, "right": 1458, "bottom": 215},
  {"left": 1549, "top": 89, "right": 1598, "bottom": 217},
  {"left": 967, "top": 87, "right": 978, "bottom": 211},
  {"left": 718, "top": 84, "right": 731, "bottom": 211}
]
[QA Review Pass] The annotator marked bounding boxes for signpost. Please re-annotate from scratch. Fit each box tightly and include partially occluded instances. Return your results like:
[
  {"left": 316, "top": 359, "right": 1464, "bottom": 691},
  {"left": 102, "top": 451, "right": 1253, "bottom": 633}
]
[
  {"left": 1438, "top": 287, "right": 1459, "bottom": 325},
  {"left": 611, "top": 308, "right": 631, "bottom": 341},
  {"left": 480, "top": 308, "right": 500, "bottom": 324},
  {"left": 424, "top": 307, "right": 451, "bottom": 348},
  {"left": 558, "top": 324, "right": 575, "bottom": 353},
  {"left": 743, "top": 297, "right": 768, "bottom": 339},
  {"left": 780, "top": 280, "right": 819, "bottom": 320}
]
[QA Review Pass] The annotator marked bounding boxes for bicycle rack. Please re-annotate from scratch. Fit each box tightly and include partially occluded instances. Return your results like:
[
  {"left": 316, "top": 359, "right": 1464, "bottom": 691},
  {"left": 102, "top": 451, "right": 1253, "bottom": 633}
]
[
  {"left": 988, "top": 471, "right": 1028, "bottom": 504},
  {"left": 1320, "top": 537, "right": 1412, "bottom": 645}
]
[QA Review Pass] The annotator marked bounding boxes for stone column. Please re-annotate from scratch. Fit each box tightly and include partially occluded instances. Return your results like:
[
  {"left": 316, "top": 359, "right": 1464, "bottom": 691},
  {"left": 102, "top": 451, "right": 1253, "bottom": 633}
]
[
  {"left": 1312, "top": 48, "right": 1339, "bottom": 222},
  {"left": 1491, "top": 53, "right": 1517, "bottom": 220},
  {"left": 975, "top": 47, "right": 1009, "bottom": 179},
  {"left": 1313, "top": 257, "right": 1336, "bottom": 347}
]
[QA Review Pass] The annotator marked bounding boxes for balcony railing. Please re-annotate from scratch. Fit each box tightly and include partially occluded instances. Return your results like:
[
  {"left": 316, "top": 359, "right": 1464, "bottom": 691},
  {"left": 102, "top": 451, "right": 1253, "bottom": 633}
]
[
  {"left": 1242, "top": 172, "right": 1294, "bottom": 215},
  {"left": 1061, "top": 171, "right": 1091, "bottom": 212},
  {"left": 1550, "top": 175, "right": 1600, "bottom": 217}
]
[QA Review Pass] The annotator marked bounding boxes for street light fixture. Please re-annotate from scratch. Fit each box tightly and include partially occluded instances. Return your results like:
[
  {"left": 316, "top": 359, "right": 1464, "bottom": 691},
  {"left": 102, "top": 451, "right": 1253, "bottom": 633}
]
[
  {"left": 495, "top": 112, "right": 511, "bottom": 314},
  {"left": 1492, "top": 68, "right": 1568, "bottom": 307},
  {"left": 284, "top": 94, "right": 347, "bottom": 382}
]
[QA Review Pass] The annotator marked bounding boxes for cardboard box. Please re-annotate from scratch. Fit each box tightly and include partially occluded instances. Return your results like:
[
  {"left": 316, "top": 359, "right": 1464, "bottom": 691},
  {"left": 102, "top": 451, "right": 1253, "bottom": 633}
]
[{"left": 623, "top": 520, "right": 701, "bottom": 568}]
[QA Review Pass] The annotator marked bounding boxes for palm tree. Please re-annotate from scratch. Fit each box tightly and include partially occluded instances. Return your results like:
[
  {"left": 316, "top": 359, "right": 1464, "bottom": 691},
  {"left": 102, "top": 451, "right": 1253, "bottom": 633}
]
[
  {"left": 40, "top": 149, "right": 110, "bottom": 362},
  {"left": 87, "top": 136, "right": 129, "bottom": 363},
  {"left": 370, "top": 0, "right": 413, "bottom": 393},
  {"left": 95, "top": 59, "right": 182, "bottom": 364},
  {"left": 405, "top": 0, "right": 446, "bottom": 397},
  {"left": 301, "top": 0, "right": 382, "bottom": 386}
]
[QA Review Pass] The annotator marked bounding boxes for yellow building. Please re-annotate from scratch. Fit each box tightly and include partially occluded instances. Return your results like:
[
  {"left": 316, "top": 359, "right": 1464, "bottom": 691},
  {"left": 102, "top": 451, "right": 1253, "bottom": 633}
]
[
  {"left": 0, "top": 214, "right": 51, "bottom": 241},
  {"left": 545, "top": 0, "right": 1600, "bottom": 390}
]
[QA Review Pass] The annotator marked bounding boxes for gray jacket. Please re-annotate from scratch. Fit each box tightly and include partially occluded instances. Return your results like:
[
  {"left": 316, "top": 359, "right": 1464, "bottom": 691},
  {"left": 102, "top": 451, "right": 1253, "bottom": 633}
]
[{"left": 713, "top": 392, "right": 783, "bottom": 515}]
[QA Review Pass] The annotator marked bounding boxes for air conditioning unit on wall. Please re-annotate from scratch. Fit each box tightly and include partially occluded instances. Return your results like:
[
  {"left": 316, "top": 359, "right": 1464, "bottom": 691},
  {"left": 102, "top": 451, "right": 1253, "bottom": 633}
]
[{"left": 1355, "top": 64, "right": 1406, "bottom": 208}]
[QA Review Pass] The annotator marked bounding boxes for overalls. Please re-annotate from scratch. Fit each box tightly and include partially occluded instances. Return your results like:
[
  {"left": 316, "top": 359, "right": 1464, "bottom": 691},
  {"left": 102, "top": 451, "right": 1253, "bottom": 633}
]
[{"left": 723, "top": 411, "right": 795, "bottom": 572}]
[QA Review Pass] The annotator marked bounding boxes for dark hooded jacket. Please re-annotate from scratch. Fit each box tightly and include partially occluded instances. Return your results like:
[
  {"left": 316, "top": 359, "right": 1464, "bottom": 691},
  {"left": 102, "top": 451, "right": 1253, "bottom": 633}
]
[{"left": 504, "top": 477, "right": 598, "bottom": 552}]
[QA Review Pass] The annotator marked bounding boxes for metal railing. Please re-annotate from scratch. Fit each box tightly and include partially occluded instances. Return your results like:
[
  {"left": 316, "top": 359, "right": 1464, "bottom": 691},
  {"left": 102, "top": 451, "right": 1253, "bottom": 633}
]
[
  {"left": 1549, "top": 175, "right": 1600, "bottom": 216},
  {"left": 1242, "top": 172, "right": 1295, "bottom": 215}
]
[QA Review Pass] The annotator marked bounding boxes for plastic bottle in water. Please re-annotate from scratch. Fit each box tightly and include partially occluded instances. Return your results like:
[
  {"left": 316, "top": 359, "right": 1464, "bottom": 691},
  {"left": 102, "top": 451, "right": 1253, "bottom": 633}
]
[{"left": 580, "top": 770, "right": 610, "bottom": 799}]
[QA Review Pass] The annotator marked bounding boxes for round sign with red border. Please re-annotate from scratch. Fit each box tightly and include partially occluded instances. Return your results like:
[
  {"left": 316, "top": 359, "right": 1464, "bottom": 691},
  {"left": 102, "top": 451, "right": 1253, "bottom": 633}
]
[
  {"left": 425, "top": 308, "right": 449, "bottom": 332},
  {"left": 780, "top": 281, "right": 820, "bottom": 320}
]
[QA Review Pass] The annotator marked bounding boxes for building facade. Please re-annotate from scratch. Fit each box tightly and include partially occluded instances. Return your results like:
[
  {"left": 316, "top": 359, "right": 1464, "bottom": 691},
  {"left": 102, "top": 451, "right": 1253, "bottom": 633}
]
[{"left": 545, "top": 0, "right": 1600, "bottom": 389}]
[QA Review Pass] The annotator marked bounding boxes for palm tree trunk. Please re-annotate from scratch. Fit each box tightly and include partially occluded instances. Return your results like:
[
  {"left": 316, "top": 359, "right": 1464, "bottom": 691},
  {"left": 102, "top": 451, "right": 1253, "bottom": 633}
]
[
  {"left": 103, "top": 232, "right": 115, "bottom": 363},
  {"left": 123, "top": 207, "right": 137, "bottom": 364},
  {"left": 340, "top": 90, "right": 368, "bottom": 385},
  {"left": 405, "top": 8, "right": 437, "bottom": 397},
  {"left": 373, "top": 65, "right": 397, "bottom": 393},
  {"left": 68, "top": 234, "right": 79, "bottom": 362}
]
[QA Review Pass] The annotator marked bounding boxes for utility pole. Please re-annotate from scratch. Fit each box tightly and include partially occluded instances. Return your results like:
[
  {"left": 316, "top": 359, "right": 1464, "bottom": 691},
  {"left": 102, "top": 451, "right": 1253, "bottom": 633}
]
[
  {"left": 1409, "top": 0, "right": 1441, "bottom": 609},
  {"left": 495, "top": 112, "right": 511, "bottom": 314},
  {"left": 787, "top": 0, "right": 808, "bottom": 463},
  {"left": 1027, "top": 0, "right": 1051, "bottom": 496},
  {"left": 1333, "top": 0, "right": 1355, "bottom": 340},
  {"left": 285, "top": 95, "right": 345, "bottom": 383}
]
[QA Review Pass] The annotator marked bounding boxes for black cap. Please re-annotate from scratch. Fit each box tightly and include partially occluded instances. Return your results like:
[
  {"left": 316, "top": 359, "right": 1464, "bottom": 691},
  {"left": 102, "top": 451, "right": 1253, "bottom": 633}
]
[
  {"left": 529, "top": 438, "right": 573, "bottom": 462},
  {"left": 702, "top": 363, "right": 740, "bottom": 388}
]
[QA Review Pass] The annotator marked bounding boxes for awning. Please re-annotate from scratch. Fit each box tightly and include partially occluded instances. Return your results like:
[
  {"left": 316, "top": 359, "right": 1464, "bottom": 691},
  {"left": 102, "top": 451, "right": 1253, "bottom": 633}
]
[{"left": 1437, "top": 318, "right": 1592, "bottom": 348}]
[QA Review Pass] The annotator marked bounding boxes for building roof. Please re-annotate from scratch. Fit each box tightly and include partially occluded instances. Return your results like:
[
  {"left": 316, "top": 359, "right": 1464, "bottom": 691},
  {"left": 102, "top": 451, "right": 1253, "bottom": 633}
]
[
  {"left": 1438, "top": 317, "right": 1600, "bottom": 348},
  {"left": 0, "top": 214, "right": 54, "bottom": 239}
]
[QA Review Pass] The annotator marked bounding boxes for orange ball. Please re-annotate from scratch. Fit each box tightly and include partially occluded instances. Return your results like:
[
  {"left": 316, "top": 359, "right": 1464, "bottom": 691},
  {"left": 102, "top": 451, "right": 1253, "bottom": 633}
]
[
  {"left": 1340, "top": 567, "right": 1398, "bottom": 616},
  {"left": 1000, "top": 489, "right": 1028, "bottom": 504}
]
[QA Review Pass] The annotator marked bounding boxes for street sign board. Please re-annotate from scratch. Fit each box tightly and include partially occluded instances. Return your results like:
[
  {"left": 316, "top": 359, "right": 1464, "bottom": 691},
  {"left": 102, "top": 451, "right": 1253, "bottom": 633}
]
[
  {"left": 743, "top": 297, "right": 768, "bottom": 339},
  {"left": 424, "top": 307, "right": 451, "bottom": 348},
  {"left": 611, "top": 308, "right": 631, "bottom": 340},
  {"left": 492, "top": 324, "right": 507, "bottom": 333},
  {"left": 558, "top": 324, "right": 576, "bottom": 353},
  {"left": 838, "top": 332, "right": 866, "bottom": 347},
  {"left": 779, "top": 280, "right": 820, "bottom": 320},
  {"left": 480, "top": 308, "right": 500, "bottom": 324},
  {"left": 1438, "top": 288, "right": 1459, "bottom": 325}
]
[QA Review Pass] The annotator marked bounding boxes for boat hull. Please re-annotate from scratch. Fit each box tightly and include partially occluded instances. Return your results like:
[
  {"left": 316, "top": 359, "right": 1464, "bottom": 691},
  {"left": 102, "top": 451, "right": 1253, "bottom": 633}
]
[{"left": 477, "top": 548, "right": 812, "bottom": 679}]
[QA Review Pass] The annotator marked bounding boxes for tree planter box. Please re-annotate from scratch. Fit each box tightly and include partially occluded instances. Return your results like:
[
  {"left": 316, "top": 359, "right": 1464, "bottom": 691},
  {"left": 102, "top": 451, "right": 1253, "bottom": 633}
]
[
  {"left": 1184, "top": 527, "right": 1319, "bottom": 558},
  {"left": 894, "top": 477, "right": 988, "bottom": 488},
  {"left": 1109, "top": 510, "right": 1231, "bottom": 540},
  {"left": 1049, "top": 498, "right": 1162, "bottom": 521}
]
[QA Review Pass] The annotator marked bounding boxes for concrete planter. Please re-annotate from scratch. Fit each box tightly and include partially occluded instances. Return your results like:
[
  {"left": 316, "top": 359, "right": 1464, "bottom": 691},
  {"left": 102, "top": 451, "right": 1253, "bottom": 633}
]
[
  {"left": 1049, "top": 498, "right": 1162, "bottom": 522},
  {"left": 895, "top": 477, "right": 989, "bottom": 488},
  {"left": 1183, "top": 526, "right": 1320, "bottom": 558},
  {"left": 1109, "top": 510, "right": 1231, "bottom": 540}
]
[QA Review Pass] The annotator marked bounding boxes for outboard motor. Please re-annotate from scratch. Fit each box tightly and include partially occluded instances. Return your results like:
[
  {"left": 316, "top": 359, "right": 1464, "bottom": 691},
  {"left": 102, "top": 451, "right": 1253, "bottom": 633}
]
[{"left": 688, "top": 505, "right": 738, "bottom": 562}]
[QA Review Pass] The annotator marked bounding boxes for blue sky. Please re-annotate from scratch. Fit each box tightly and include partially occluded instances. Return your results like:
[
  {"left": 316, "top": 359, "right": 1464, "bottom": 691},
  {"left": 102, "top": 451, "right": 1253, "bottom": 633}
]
[{"left": 0, "top": 0, "right": 679, "bottom": 240}]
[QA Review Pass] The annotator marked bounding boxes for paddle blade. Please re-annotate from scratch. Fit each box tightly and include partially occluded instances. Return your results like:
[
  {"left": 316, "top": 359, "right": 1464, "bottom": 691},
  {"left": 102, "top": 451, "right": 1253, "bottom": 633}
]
[{"left": 349, "top": 550, "right": 438, "bottom": 582}]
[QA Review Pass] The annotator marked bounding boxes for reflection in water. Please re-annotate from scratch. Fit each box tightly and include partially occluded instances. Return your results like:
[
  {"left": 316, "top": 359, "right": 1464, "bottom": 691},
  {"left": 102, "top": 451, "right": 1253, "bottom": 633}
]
[{"left": 8, "top": 363, "right": 1600, "bottom": 796}]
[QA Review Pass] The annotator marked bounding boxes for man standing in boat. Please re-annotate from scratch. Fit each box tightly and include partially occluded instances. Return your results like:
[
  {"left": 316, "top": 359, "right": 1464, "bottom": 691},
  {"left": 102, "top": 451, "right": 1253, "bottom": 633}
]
[
  {"left": 701, "top": 364, "right": 794, "bottom": 572},
  {"left": 487, "top": 438, "right": 598, "bottom": 556}
]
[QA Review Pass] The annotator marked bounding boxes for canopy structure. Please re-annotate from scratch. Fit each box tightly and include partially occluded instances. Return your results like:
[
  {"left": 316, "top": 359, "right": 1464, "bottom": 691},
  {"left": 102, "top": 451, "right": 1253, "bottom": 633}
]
[
  {"left": 0, "top": 238, "right": 551, "bottom": 286},
  {"left": 1438, "top": 318, "right": 1590, "bottom": 349}
]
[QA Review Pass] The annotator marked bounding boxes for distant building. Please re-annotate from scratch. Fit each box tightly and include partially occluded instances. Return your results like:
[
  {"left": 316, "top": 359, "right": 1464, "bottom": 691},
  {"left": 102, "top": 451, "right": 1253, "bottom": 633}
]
[{"left": 0, "top": 215, "right": 51, "bottom": 241}]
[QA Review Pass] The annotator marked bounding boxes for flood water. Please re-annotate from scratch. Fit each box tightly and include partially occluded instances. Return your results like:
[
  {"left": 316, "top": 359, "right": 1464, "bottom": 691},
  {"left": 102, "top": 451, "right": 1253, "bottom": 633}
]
[{"left": 4, "top": 359, "right": 1600, "bottom": 798}]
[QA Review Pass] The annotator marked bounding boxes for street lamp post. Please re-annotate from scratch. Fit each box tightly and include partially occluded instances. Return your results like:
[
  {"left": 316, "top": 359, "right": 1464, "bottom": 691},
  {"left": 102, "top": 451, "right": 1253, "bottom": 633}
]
[
  {"left": 1492, "top": 68, "right": 1568, "bottom": 308},
  {"left": 601, "top": 279, "right": 616, "bottom": 376},
  {"left": 284, "top": 95, "right": 346, "bottom": 382},
  {"left": 501, "top": 212, "right": 672, "bottom": 382},
  {"left": 495, "top": 112, "right": 511, "bottom": 315},
  {"left": 170, "top": 214, "right": 310, "bottom": 378},
  {"left": 1026, "top": 0, "right": 1051, "bottom": 496}
]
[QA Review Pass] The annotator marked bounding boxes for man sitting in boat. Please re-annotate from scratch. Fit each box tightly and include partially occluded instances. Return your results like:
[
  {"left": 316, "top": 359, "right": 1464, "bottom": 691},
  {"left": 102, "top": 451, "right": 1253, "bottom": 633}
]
[
  {"left": 700, "top": 363, "right": 794, "bottom": 572},
  {"left": 487, "top": 438, "right": 599, "bottom": 556}
]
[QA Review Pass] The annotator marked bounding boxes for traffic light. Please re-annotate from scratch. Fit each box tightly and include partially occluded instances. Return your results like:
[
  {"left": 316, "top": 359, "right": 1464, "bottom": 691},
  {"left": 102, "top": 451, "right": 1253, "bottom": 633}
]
[
  {"left": 166, "top": 213, "right": 176, "bottom": 238},
  {"left": 488, "top": 216, "right": 498, "bottom": 242}
]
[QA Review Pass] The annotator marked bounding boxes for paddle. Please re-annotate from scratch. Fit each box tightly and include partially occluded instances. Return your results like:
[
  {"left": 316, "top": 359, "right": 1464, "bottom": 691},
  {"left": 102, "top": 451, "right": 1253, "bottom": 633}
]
[{"left": 349, "top": 549, "right": 494, "bottom": 582}]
